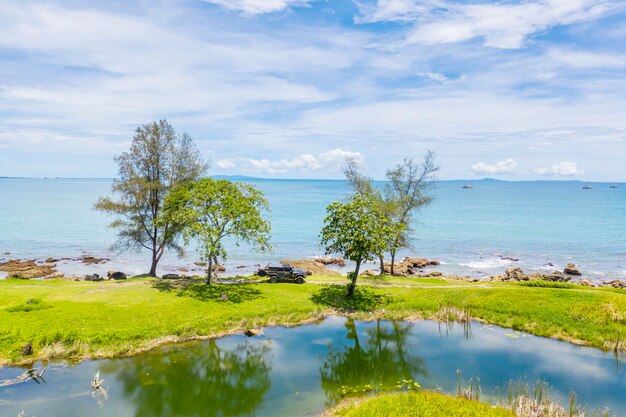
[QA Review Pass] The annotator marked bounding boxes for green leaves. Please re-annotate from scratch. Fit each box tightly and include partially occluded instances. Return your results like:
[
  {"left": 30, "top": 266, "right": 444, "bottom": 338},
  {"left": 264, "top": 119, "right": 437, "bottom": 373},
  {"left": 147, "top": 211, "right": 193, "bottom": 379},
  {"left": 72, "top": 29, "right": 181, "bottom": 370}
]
[
  {"left": 321, "top": 193, "right": 396, "bottom": 264},
  {"left": 95, "top": 120, "right": 206, "bottom": 275},
  {"left": 162, "top": 178, "right": 272, "bottom": 282}
]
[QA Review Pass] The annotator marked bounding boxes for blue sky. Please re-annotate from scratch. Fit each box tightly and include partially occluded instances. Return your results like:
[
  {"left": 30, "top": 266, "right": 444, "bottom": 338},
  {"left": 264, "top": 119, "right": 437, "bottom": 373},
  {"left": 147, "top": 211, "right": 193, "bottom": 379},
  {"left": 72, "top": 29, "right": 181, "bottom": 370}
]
[{"left": 1, "top": 0, "right": 625, "bottom": 180}]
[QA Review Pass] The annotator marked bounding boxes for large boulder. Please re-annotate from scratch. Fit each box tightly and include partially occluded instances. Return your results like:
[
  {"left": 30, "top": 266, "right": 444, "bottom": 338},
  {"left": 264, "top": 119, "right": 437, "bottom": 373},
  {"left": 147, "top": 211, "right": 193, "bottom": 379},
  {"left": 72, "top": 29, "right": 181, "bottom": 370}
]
[
  {"left": 605, "top": 280, "right": 626, "bottom": 289},
  {"left": 383, "top": 257, "right": 440, "bottom": 276},
  {"left": 314, "top": 257, "right": 346, "bottom": 266},
  {"left": 543, "top": 271, "right": 571, "bottom": 282},
  {"left": 85, "top": 273, "right": 104, "bottom": 282},
  {"left": 505, "top": 267, "right": 527, "bottom": 281},
  {"left": 161, "top": 273, "right": 180, "bottom": 280},
  {"left": 563, "top": 263, "right": 582, "bottom": 276},
  {"left": 281, "top": 259, "right": 341, "bottom": 276},
  {"left": 107, "top": 271, "right": 127, "bottom": 280}
]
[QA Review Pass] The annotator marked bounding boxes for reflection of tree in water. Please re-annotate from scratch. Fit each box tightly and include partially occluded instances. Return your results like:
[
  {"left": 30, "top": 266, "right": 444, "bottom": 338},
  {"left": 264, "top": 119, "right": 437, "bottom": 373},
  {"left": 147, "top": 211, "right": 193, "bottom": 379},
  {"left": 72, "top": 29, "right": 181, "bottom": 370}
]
[
  {"left": 320, "top": 319, "right": 427, "bottom": 403},
  {"left": 102, "top": 340, "right": 271, "bottom": 417}
]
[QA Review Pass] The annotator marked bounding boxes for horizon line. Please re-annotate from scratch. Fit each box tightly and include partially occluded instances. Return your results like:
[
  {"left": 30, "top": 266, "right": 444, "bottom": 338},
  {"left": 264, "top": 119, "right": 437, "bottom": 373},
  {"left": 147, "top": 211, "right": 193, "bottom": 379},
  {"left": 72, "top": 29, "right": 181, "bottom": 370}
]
[{"left": 0, "top": 175, "right": 623, "bottom": 184}]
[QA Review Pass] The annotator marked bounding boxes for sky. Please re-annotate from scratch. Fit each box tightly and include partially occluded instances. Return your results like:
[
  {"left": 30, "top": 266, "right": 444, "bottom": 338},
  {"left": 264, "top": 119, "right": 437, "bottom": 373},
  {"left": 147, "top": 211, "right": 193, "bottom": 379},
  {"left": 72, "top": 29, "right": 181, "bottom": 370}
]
[{"left": 1, "top": 0, "right": 625, "bottom": 180}]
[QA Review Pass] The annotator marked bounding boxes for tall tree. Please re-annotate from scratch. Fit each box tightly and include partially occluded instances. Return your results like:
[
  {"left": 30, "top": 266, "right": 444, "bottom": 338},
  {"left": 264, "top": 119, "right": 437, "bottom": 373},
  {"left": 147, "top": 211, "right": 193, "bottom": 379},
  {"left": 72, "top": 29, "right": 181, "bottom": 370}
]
[
  {"left": 96, "top": 120, "right": 207, "bottom": 276},
  {"left": 162, "top": 178, "right": 271, "bottom": 285},
  {"left": 344, "top": 158, "right": 389, "bottom": 275},
  {"left": 320, "top": 193, "right": 399, "bottom": 297},
  {"left": 384, "top": 151, "right": 438, "bottom": 275}
]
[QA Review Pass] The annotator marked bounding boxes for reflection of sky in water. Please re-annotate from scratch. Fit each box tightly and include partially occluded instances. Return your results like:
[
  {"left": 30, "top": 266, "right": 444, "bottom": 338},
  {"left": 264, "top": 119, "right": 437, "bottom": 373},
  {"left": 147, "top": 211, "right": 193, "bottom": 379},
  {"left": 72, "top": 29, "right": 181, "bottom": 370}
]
[{"left": 1, "top": 317, "right": 624, "bottom": 417}]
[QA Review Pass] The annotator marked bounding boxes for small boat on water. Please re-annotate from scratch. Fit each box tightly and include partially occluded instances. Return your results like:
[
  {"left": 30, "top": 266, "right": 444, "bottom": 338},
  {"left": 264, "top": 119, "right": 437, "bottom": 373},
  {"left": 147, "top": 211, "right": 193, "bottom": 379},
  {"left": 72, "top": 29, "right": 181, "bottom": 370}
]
[
  {"left": 462, "top": 185, "right": 473, "bottom": 189},
  {"left": 610, "top": 185, "right": 618, "bottom": 189},
  {"left": 582, "top": 186, "right": 592, "bottom": 190}
]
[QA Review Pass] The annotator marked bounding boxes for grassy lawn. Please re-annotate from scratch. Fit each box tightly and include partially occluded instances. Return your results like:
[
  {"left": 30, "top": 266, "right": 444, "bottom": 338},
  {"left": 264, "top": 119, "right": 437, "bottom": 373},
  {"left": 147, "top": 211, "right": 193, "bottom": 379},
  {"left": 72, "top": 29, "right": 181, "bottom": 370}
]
[
  {"left": 324, "top": 392, "right": 517, "bottom": 417},
  {"left": 1, "top": 276, "right": 625, "bottom": 365}
]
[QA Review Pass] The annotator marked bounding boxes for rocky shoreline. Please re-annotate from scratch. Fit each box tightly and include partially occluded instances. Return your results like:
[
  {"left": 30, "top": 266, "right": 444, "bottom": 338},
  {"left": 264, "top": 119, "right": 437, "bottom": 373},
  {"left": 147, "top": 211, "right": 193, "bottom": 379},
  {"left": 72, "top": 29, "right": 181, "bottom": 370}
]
[{"left": 1, "top": 255, "right": 625, "bottom": 289}]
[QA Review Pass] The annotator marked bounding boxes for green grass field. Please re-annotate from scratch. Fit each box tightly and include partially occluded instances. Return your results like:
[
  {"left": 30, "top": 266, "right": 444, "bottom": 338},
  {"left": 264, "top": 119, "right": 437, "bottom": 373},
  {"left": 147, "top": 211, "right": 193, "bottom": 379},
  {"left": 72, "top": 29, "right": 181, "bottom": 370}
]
[
  {"left": 1, "top": 275, "right": 625, "bottom": 365},
  {"left": 324, "top": 392, "right": 517, "bottom": 417}
]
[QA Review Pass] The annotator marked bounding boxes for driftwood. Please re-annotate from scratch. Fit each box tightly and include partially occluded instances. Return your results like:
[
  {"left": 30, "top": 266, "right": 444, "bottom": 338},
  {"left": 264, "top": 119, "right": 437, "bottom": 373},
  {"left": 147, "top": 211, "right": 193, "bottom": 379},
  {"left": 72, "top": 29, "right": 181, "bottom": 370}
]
[{"left": 0, "top": 367, "right": 46, "bottom": 387}]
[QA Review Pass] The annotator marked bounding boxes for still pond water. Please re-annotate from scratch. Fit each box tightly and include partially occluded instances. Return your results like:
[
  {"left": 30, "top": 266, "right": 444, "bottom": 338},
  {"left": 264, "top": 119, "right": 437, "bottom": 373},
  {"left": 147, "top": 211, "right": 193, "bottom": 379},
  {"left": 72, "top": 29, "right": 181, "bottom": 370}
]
[{"left": 1, "top": 317, "right": 625, "bottom": 417}]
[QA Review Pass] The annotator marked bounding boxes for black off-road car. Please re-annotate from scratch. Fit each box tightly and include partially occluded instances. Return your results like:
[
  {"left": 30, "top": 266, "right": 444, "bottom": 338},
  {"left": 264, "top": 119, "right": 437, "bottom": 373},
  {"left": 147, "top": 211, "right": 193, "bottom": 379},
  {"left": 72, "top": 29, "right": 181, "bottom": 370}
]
[{"left": 261, "top": 263, "right": 307, "bottom": 284}]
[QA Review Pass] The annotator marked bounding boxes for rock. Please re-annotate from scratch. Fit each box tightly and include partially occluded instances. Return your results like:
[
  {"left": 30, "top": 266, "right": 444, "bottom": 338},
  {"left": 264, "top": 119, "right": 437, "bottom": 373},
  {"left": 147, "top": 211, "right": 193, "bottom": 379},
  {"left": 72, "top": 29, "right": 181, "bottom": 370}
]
[
  {"left": 416, "top": 271, "right": 443, "bottom": 278},
  {"left": 281, "top": 259, "right": 341, "bottom": 276},
  {"left": 564, "top": 263, "right": 582, "bottom": 276},
  {"left": 0, "top": 259, "right": 58, "bottom": 279},
  {"left": 107, "top": 271, "right": 127, "bottom": 280},
  {"left": 542, "top": 271, "right": 571, "bottom": 282},
  {"left": 360, "top": 270, "right": 377, "bottom": 277},
  {"left": 505, "top": 267, "right": 527, "bottom": 281},
  {"left": 314, "top": 257, "right": 346, "bottom": 266},
  {"left": 77, "top": 256, "right": 109, "bottom": 265},
  {"left": 236, "top": 265, "right": 247, "bottom": 269},
  {"left": 580, "top": 279, "right": 595, "bottom": 287},
  {"left": 605, "top": 280, "right": 626, "bottom": 289},
  {"left": 244, "top": 329, "right": 263, "bottom": 337},
  {"left": 21, "top": 342, "right": 33, "bottom": 356},
  {"left": 500, "top": 257, "right": 520, "bottom": 262},
  {"left": 45, "top": 257, "right": 58, "bottom": 263},
  {"left": 44, "top": 271, "right": 65, "bottom": 279},
  {"left": 161, "top": 273, "right": 180, "bottom": 280},
  {"left": 383, "top": 257, "right": 440, "bottom": 276},
  {"left": 85, "top": 274, "right": 103, "bottom": 282},
  {"left": 194, "top": 261, "right": 206, "bottom": 266}
]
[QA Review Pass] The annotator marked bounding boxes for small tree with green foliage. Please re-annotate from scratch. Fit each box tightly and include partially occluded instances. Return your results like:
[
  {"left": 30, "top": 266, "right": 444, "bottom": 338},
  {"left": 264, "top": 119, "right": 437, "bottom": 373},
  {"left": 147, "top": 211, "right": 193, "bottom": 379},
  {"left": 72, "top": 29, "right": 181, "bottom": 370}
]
[
  {"left": 320, "top": 193, "right": 401, "bottom": 297},
  {"left": 162, "top": 178, "right": 271, "bottom": 284}
]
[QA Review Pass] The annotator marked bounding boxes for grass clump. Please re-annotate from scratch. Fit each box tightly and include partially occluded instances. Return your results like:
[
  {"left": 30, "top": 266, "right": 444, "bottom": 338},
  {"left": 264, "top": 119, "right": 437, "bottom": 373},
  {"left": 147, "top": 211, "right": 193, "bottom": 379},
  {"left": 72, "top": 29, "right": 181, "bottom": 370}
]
[
  {"left": 518, "top": 281, "right": 575, "bottom": 289},
  {"left": 326, "top": 391, "right": 517, "bottom": 417},
  {"left": 6, "top": 298, "right": 52, "bottom": 313}
]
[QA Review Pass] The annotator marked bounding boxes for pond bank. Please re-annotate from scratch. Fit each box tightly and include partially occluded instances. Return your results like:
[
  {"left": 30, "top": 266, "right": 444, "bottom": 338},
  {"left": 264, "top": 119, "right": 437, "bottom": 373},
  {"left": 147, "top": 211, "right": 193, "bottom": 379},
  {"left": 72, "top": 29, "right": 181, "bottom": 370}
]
[{"left": 1, "top": 316, "right": 624, "bottom": 416}]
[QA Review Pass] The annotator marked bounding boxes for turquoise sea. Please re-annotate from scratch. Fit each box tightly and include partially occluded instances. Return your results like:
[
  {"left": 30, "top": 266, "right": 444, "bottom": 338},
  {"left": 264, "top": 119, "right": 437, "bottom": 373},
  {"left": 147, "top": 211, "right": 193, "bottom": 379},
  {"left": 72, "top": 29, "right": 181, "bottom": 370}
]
[{"left": 0, "top": 178, "right": 625, "bottom": 280}]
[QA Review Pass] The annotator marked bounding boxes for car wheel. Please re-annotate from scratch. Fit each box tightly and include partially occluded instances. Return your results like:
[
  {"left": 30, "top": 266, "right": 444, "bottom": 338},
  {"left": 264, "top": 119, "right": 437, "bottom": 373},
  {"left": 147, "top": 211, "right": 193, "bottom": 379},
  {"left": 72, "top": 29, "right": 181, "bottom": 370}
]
[
  {"left": 296, "top": 277, "right": 304, "bottom": 284},
  {"left": 269, "top": 276, "right": 278, "bottom": 283}
]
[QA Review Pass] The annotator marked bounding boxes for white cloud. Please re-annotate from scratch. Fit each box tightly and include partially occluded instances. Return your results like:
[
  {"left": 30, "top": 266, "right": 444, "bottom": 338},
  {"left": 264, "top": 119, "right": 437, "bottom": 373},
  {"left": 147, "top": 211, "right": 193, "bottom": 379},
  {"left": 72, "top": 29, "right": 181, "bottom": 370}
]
[
  {"left": 472, "top": 159, "right": 518, "bottom": 175},
  {"left": 234, "top": 149, "right": 362, "bottom": 174},
  {"left": 419, "top": 72, "right": 450, "bottom": 83},
  {"left": 216, "top": 159, "right": 235, "bottom": 169},
  {"left": 204, "top": 0, "right": 311, "bottom": 15},
  {"left": 535, "top": 161, "right": 583, "bottom": 176},
  {"left": 358, "top": 0, "right": 623, "bottom": 49}
]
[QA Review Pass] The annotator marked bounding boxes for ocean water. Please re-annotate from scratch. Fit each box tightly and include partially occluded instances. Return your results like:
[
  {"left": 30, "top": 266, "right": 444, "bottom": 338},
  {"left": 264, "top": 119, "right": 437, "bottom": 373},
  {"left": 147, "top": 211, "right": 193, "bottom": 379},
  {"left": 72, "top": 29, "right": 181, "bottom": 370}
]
[{"left": 0, "top": 178, "right": 625, "bottom": 280}]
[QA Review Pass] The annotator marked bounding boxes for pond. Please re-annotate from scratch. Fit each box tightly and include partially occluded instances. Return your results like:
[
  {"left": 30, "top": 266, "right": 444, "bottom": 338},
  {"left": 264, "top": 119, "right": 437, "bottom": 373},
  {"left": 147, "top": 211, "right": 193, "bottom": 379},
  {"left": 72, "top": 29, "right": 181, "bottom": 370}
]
[{"left": 1, "top": 317, "right": 625, "bottom": 416}]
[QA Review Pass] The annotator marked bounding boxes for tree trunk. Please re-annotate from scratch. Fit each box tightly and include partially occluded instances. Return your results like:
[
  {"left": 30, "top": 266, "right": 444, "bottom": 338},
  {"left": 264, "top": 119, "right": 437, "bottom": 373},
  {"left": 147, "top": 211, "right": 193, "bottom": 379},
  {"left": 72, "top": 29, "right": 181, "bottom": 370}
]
[
  {"left": 379, "top": 255, "right": 385, "bottom": 276},
  {"left": 347, "top": 259, "right": 361, "bottom": 298},
  {"left": 390, "top": 250, "right": 396, "bottom": 276},
  {"left": 149, "top": 239, "right": 158, "bottom": 277},
  {"left": 206, "top": 257, "right": 213, "bottom": 285}
]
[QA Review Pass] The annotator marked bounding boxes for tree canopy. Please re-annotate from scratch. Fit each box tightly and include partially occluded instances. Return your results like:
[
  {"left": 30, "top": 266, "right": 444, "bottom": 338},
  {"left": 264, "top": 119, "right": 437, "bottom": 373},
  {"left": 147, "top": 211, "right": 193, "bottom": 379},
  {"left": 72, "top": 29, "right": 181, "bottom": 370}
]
[
  {"left": 162, "top": 178, "right": 271, "bottom": 284},
  {"left": 320, "top": 193, "right": 399, "bottom": 297},
  {"left": 343, "top": 152, "right": 438, "bottom": 275},
  {"left": 96, "top": 120, "right": 207, "bottom": 276}
]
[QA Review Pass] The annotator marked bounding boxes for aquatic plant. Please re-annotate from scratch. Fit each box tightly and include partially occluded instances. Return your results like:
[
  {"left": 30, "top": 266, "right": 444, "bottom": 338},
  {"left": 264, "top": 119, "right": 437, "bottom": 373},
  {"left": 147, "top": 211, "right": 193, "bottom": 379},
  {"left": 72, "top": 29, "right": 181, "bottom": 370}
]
[{"left": 501, "top": 380, "right": 611, "bottom": 417}]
